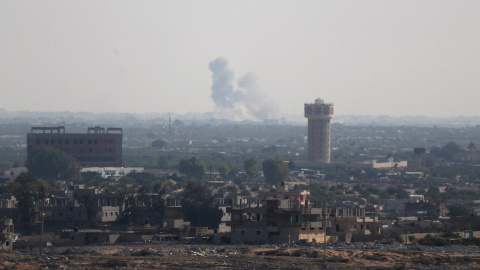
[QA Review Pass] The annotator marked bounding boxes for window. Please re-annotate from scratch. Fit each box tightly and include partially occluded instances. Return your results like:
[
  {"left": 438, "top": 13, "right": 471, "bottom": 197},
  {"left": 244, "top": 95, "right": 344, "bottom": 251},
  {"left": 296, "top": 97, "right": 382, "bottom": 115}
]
[
  {"left": 36, "top": 139, "right": 40, "bottom": 144},
  {"left": 239, "top": 229, "right": 246, "bottom": 235},
  {"left": 65, "top": 139, "right": 69, "bottom": 144},
  {"left": 88, "top": 139, "right": 92, "bottom": 144},
  {"left": 256, "top": 230, "right": 262, "bottom": 236},
  {"left": 94, "top": 139, "right": 98, "bottom": 145},
  {"left": 44, "top": 139, "right": 49, "bottom": 144},
  {"left": 79, "top": 139, "right": 84, "bottom": 144},
  {"left": 74, "top": 139, "right": 78, "bottom": 145},
  {"left": 58, "top": 139, "right": 62, "bottom": 144}
]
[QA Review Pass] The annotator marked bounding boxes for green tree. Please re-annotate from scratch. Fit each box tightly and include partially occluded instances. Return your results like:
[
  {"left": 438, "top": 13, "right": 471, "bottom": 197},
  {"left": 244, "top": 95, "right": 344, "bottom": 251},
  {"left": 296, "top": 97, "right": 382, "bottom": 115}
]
[
  {"left": 3, "top": 173, "right": 58, "bottom": 233},
  {"left": 172, "top": 119, "right": 185, "bottom": 126},
  {"left": 448, "top": 205, "right": 470, "bottom": 217},
  {"left": 288, "top": 160, "right": 296, "bottom": 171},
  {"left": 181, "top": 181, "right": 223, "bottom": 229},
  {"left": 426, "top": 187, "right": 440, "bottom": 201},
  {"left": 178, "top": 157, "right": 206, "bottom": 180},
  {"left": 396, "top": 188, "right": 409, "bottom": 199},
  {"left": 432, "top": 142, "right": 462, "bottom": 161},
  {"left": 261, "top": 145, "right": 278, "bottom": 155},
  {"left": 386, "top": 186, "right": 409, "bottom": 199},
  {"left": 218, "top": 164, "right": 229, "bottom": 179},
  {"left": 4, "top": 172, "right": 55, "bottom": 201},
  {"left": 157, "top": 155, "right": 169, "bottom": 168},
  {"left": 27, "top": 147, "right": 81, "bottom": 181},
  {"left": 226, "top": 185, "right": 238, "bottom": 195},
  {"left": 262, "top": 157, "right": 289, "bottom": 186},
  {"left": 244, "top": 158, "right": 258, "bottom": 180},
  {"left": 79, "top": 171, "right": 104, "bottom": 188},
  {"left": 152, "top": 139, "right": 168, "bottom": 149}
]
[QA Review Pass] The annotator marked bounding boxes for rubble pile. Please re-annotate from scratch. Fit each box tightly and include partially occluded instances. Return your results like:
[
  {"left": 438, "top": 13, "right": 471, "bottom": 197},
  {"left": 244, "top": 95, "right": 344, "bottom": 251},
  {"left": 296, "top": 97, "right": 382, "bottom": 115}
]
[{"left": 1, "top": 243, "right": 480, "bottom": 269}]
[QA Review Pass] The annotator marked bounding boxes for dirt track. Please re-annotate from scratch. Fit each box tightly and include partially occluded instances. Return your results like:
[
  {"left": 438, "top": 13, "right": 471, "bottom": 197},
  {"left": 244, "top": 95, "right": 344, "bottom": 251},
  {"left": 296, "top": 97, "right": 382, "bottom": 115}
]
[{"left": 2, "top": 243, "right": 480, "bottom": 269}]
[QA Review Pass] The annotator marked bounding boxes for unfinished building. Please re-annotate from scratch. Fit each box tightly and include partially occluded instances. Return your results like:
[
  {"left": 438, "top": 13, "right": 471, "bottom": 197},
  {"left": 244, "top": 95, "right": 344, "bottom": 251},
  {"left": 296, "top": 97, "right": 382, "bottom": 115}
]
[{"left": 227, "top": 185, "right": 331, "bottom": 244}]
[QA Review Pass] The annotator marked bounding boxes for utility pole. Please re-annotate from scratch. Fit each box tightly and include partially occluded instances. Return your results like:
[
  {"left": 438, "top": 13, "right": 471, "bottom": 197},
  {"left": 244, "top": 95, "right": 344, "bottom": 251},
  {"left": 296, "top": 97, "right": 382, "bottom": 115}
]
[
  {"left": 168, "top": 113, "right": 171, "bottom": 175},
  {"left": 323, "top": 200, "right": 327, "bottom": 264},
  {"left": 404, "top": 207, "right": 407, "bottom": 245},
  {"left": 40, "top": 212, "right": 44, "bottom": 254},
  {"left": 209, "top": 164, "right": 213, "bottom": 182}
]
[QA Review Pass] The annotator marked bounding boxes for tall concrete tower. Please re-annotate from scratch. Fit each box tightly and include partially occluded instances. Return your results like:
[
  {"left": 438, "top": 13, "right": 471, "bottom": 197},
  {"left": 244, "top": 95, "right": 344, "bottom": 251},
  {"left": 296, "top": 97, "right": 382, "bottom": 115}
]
[{"left": 304, "top": 98, "right": 334, "bottom": 163}]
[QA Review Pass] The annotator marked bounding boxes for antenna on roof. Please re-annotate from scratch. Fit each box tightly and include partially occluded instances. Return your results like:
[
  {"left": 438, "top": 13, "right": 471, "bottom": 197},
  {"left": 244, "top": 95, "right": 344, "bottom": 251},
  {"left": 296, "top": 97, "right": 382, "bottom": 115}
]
[{"left": 168, "top": 113, "right": 171, "bottom": 175}]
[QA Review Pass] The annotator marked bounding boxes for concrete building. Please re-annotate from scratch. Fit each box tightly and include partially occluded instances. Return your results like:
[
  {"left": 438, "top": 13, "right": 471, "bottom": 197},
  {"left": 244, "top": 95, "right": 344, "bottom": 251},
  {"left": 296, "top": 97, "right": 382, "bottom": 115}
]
[
  {"left": 227, "top": 185, "right": 331, "bottom": 244},
  {"left": 81, "top": 167, "right": 144, "bottom": 179},
  {"left": 0, "top": 218, "right": 14, "bottom": 250},
  {"left": 305, "top": 98, "right": 334, "bottom": 163},
  {"left": 331, "top": 201, "right": 380, "bottom": 242},
  {"left": 0, "top": 167, "right": 28, "bottom": 183},
  {"left": 0, "top": 194, "right": 17, "bottom": 209},
  {"left": 27, "top": 126, "right": 123, "bottom": 167}
]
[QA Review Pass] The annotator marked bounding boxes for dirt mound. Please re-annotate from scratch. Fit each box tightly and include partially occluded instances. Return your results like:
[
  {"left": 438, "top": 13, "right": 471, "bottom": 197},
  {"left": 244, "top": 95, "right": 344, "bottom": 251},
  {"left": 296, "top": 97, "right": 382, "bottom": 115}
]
[{"left": 3, "top": 244, "right": 480, "bottom": 269}]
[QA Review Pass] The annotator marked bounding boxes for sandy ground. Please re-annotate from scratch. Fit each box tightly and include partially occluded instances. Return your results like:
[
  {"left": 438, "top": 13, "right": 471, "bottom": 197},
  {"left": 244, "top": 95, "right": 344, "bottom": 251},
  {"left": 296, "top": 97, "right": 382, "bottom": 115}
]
[{"left": 2, "top": 243, "right": 480, "bottom": 269}]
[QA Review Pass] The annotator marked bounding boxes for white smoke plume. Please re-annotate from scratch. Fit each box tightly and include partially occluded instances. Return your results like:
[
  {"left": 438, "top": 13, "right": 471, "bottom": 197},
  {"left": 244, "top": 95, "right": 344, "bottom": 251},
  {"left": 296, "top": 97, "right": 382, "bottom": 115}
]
[{"left": 209, "top": 57, "right": 278, "bottom": 121}]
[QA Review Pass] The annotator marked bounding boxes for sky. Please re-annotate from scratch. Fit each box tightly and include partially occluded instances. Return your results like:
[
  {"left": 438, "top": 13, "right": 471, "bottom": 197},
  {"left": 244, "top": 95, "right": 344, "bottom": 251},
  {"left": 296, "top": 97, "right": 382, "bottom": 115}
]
[{"left": 1, "top": 1, "right": 480, "bottom": 120}]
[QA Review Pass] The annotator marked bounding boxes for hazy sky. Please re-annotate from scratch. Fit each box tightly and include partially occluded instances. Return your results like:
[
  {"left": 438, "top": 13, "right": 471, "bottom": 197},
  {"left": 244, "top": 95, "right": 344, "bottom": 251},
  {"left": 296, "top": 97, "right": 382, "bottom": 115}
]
[{"left": 1, "top": 1, "right": 479, "bottom": 120}]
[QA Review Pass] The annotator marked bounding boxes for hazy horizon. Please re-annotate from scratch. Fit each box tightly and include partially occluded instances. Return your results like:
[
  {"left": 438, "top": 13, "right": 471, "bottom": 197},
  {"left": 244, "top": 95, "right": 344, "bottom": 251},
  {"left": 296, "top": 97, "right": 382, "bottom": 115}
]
[{"left": 2, "top": 1, "right": 480, "bottom": 120}]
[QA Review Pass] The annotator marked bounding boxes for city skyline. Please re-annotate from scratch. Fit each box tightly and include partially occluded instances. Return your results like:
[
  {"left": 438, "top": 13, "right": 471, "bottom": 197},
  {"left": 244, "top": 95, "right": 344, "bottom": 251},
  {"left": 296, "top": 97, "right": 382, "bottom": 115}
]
[{"left": 1, "top": 1, "right": 480, "bottom": 120}]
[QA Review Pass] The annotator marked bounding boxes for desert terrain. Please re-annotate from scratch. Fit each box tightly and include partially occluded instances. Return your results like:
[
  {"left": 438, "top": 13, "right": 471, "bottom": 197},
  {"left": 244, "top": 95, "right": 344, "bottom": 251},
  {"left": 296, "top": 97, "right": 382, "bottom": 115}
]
[{"left": 1, "top": 242, "right": 480, "bottom": 269}]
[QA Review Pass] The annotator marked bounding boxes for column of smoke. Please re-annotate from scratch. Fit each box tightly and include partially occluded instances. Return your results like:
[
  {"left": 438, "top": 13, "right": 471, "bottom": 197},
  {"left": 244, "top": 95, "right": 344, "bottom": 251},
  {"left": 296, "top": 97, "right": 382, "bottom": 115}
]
[{"left": 209, "top": 57, "right": 277, "bottom": 121}]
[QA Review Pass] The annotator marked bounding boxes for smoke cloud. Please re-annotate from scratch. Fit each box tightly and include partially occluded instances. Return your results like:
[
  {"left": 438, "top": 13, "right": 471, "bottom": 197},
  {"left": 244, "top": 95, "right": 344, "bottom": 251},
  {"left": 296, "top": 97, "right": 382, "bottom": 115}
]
[{"left": 209, "top": 57, "right": 278, "bottom": 121}]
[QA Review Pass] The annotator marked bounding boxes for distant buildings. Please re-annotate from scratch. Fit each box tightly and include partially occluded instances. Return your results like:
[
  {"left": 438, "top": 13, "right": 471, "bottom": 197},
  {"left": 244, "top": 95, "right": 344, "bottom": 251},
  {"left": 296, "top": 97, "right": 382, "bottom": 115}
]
[
  {"left": 305, "top": 98, "right": 334, "bottom": 163},
  {"left": 302, "top": 99, "right": 409, "bottom": 169},
  {"left": 81, "top": 167, "right": 144, "bottom": 179},
  {"left": 464, "top": 141, "right": 480, "bottom": 162},
  {"left": 27, "top": 126, "right": 123, "bottom": 167},
  {"left": 330, "top": 158, "right": 408, "bottom": 169}
]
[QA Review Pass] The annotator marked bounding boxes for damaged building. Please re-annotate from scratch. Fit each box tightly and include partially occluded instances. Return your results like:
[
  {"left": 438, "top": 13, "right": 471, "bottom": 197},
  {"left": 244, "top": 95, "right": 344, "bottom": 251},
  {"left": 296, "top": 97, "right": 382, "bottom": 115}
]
[{"left": 227, "top": 184, "right": 332, "bottom": 244}]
